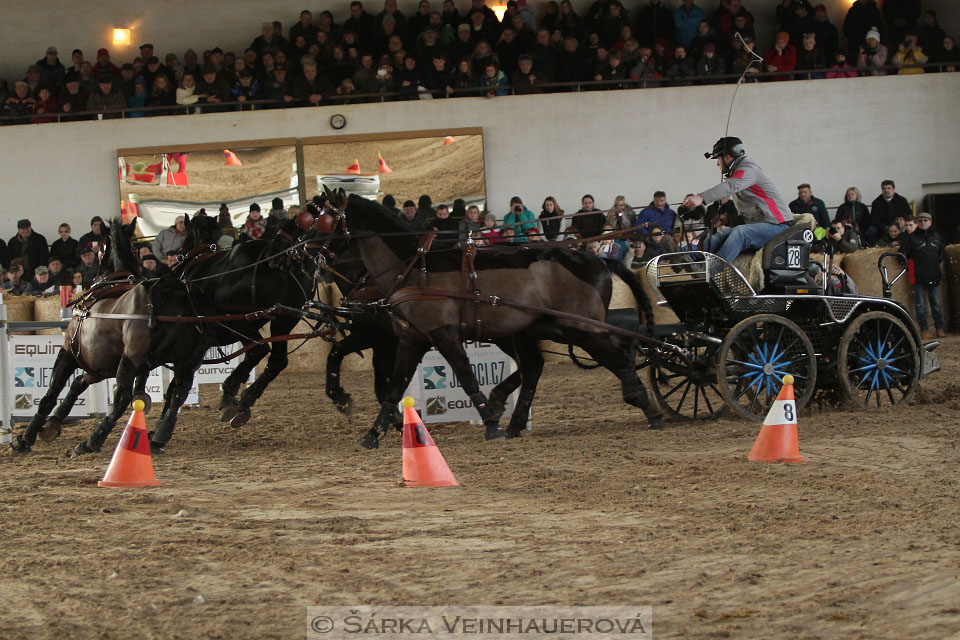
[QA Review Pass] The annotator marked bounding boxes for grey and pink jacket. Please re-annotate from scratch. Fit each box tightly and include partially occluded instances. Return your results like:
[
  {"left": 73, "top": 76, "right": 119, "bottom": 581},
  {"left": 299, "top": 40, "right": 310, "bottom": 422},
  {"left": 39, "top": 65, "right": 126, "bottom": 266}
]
[{"left": 699, "top": 155, "right": 791, "bottom": 225}]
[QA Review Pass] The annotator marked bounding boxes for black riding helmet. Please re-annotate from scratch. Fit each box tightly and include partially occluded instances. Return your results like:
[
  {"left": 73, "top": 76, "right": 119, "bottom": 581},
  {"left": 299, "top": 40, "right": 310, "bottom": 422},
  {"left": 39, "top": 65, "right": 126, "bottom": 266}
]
[{"left": 705, "top": 136, "right": 745, "bottom": 159}]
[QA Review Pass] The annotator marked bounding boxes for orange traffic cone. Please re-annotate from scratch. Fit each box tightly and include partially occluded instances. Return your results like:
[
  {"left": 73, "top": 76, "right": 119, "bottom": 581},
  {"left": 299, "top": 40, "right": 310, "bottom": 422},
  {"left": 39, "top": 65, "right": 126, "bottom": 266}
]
[
  {"left": 345, "top": 158, "right": 361, "bottom": 174},
  {"left": 223, "top": 149, "right": 242, "bottom": 166},
  {"left": 98, "top": 399, "right": 161, "bottom": 487},
  {"left": 748, "top": 374, "right": 804, "bottom": 463},
  {"left": 401, "top": 396, "right": 458, "bottom": 487},
  {"left": 443, "top": 136, "right": 458, "bottom": 145},
  {"left": 377, "top": 152, "right": 393, "bottom": 174}
]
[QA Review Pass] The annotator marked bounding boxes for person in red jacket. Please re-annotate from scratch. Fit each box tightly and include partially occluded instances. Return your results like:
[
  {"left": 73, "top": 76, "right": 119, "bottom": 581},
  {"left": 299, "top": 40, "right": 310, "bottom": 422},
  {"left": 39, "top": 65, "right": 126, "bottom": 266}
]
[{"left": 765, "top": 31, "right": 797, "bottom": 80}]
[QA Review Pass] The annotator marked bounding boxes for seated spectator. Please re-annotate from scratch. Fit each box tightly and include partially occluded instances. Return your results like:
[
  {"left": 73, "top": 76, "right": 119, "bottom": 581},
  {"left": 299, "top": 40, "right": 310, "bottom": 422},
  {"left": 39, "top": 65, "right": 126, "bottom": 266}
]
[
  {"left": 795, "top": 32, "right": 827, "bottom": 78},
  {"left": 811, "top": 3, "right": 839, "bottom": 59},
  {"left": 934, "top": 36, "right": 959, "bottom": 72},
  {"left": 690, "top": 20, "right": 719, "bottom": 61},
  {"left": 2, "top": 264, "right": 25, "bottom": 295},
  {"left": 50, "top": 223, "right": 79, "bottom": 270},
  {"left": 140, "top": 254, "right": 166, "bottom": 279},
  {"left": 765, "top": 31, "right": 797, "bottom": 80},
  {"left": 36, "top": 46, "right": 66, "bottom": 88},
  {"left": 843, "top": 0, "right": 885, "bottom": 59},
  {"left": 500, "top": 227, "right": 517, "bottom": 243},
  {"left": 825, "top": 51, "right": 857, "bottom": 78},
  {"left": 71, "top": 270, "right": 84, "bottom": 290},
  {"left": 479, "top": 62, "right": 509, "bottom": 97},
  {"left": 696, "top": 43, "right": 726, "bottom": 83},
  {"left": 729, "top": 34, "right": 761, "bottom": 79},
  {"left": 857, "top": 27, "right": 888, "bottom": 76},
  {"left": 8, "top": 219, "right": 49, "bottom": 281},
  {"left": 77, "top": 62, "right": 97, "bottom": 94},
  {"left": 152, "top": 215, "right": 187, "bottom": 256},
  {"left": 239, "top": 203, "right": 267, "bottom": 240},
  {"left": 538, "top": 197, "right": 565, "bottom": 241},
  {"left": 892, "top": 34, "right": 928, "bottom": 74},
  {"left": 788, "top": 1, "right": 815, "bottom": 46},
  {"left": 396, "top": 55, "right": 427, "bottom": 99},
  {"left": 76, "top": 247, "right": 99, "bottom": 286},
  {"left": 512, "top": 54, "right": 544, "bottom": 94},
  {"left": 176, "top": 72, "right": 200, "bottom": 110},
  {"left": 164, "top": 250, "right": 180, "bottom": 270},
  {"left": 148, "top": 74, "right": 177, "bottom": 115},
  {"left": 4, "top": 80, "right": 36, "bottom": 123},
  {"left": 826, "top": 218, "right": 862, "bottom": 254},
  {"left": 46, "top": 257, "right": 70, "bottom": 286},
  {"left": 218, "top": 203, "right": 235, "bottom": 230},
  {"left": 24, "top": 266, "right": 57, "bottom": 296},
  {"left": 503, "top": 197, "right": 537, "bottom": 243},
  {"left": 30, "top": 85, "right": 58, "bottom": 124},
  {"left": 452, "top": 58, "right": 475, "bottom": 93},
  {"left": 57, "top": 72, "right": 89, "bottom": 119},
  {"left": 480, "top": 213, "right": 501, "bottom": 244},
  {"left": 665, "top": 45, "right": 696, "bottom": 85},
  {"left": 196, "top": 64, "right": 230, "bottom": 109},
  {"left": 606, "top": 195, "right": 636, "bottom": 229},
  {"left": 86, "top": 74, "right": 125, "bottom": 117},
  {"left": 231, "top": 69, "right": 262, "bottom": 109},
  {"left": 458, "top": 204, "right": 483, "bottom": 243},
  {"left": 875, "top": 223, "right": 902, "bottom": 249},
  {"left": 291, "top": 60, "right": 333, "bottom": 105},
  {"left": 351, "top": 53, "right": 379, "bottom": 94},
  {"left": 572, "top": 194, "right": 605, "bottom": 238},
  {"left": 78, "top": 217, "right": 109, "bottom": 256},
  {"left": 422, "top": 54, "right": 455, "bottom": 98},
  {"left": 867, "top": 180, "right": 910, "bottom": 246},
  {"left": 637, "top": 191, "right": 676, "bottom": 235},
  {"left": 127, "top": 77, "right": 149, "bottom": 117},
  {"left": 429, "top": 204, "right": 459, "bottom": 238},
  {"left": 789, "top": 183, "right": 830, "bottom": 229},
  {"left": 596, "top": 224, "right": 623, "bottom": 260},
  {"left": 835, "top": 186, "right": 870, "bottom": 231}
]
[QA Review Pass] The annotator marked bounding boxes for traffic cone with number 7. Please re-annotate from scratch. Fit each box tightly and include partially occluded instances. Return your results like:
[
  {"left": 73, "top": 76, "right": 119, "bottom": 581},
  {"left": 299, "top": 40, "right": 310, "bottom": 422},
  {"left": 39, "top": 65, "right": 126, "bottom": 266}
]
[
  {"left": 748, "top": 374, "right": 805, "bottom": 463},
  {"left": 98, "top": 399, "right": 161, "bottom": 487},
  {"left": 401, "top": 396, "right": 459, "bottom": 487}
]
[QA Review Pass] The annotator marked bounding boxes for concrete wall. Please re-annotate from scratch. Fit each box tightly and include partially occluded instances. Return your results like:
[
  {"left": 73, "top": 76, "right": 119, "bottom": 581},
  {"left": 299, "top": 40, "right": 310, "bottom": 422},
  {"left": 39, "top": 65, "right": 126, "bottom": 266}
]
[
  {"left": 0, "top": 71, "right": 957, "bottom": 237},
  {"left": 3, "top": 0, "right": 958, "bottom": 81}
]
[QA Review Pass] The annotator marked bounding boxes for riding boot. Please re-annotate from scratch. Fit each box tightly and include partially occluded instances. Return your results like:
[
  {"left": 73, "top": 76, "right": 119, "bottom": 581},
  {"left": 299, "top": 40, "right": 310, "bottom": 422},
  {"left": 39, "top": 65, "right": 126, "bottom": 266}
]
[{"left": 469, "top": 392, "right": 504, "bottom": 440}]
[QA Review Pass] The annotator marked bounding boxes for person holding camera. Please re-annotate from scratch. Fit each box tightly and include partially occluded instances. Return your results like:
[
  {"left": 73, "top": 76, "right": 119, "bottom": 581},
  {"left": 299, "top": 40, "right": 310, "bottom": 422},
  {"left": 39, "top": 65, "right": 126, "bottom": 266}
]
[
  {"left": 825, "top": 217, "right": 861, "bottom": 254},
  {"left": 503, "top": 196, "right": 538, "bottom": 243},
  {"left": 892, "top": 33, "right": 928, "bottom": 74}
]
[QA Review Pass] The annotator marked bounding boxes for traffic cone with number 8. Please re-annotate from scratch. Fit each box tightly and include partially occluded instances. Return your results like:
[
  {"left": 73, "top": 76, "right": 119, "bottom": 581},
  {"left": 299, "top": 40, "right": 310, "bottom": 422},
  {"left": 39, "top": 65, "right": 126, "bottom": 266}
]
[
  {"left": 98, "top": 399, "right": 161, "bottom": 487},
  {"left": 748, "top": 374, "right": 805, "bottom": 463},
  {"left": 401, "top": 396, "right": 459, "bottom": 487}
]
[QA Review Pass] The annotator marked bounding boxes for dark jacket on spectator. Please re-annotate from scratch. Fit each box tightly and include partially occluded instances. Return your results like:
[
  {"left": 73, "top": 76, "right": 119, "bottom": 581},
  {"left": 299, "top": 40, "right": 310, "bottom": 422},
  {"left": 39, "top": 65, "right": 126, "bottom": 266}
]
[
  {"left": 36, "top": 57, "right": 67, "bottom": 88},
  {"left": 843, "top": 0, "right": 885, "bottom": 56},
  {"left": 0, "top": 239, "right": 9, "bottom": 271},
  {"left": 86, "top": 84, "right": 126, "bottom": 114},
  {"left": 57, "top": 85, "right": 90, "bottom": 117},
  {"left": 291, "top": 72, "right": 334, "bottom": 104},
  {"left": 637, "top": 1, "right": 675, "bottom": 44},
  {"left": 197, "top": 75, "right": 231, "bottom": 104},
  {"left": 8, "top": 232, "right": 49, "bottom": 280},
  {"left": 870, "top": 193, "right": 911, "bottom": 230},
  {"left": 572, "top": 208, "right": 605, "bottom": 238},
  {"left": 900, "top": 226, "right": 944, "bottom": 286},
  {"left": 78, "top": 230, "right": 109, "bottom": 255},
  {"left": 789, "top": 196, "right": 830, "bottom": 229},
  {"left": 835, "top": 200, "right": 871, "bottom": 230},
  {"left": 50, "top": 237, "right": 80, "bottom": 270}
]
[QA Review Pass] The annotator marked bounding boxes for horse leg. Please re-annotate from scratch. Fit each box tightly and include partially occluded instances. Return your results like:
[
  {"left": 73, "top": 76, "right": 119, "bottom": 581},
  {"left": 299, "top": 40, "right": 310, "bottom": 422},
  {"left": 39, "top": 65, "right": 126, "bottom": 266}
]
[
  {"left": 487, "top": 338, "right": 524, "bottom": 422},
  {"left": 131, "top": 365, "right": 153, "bottom": 414},
  {"left": 325, "top": 335, "right": 358, "bottom": 412},
  {"left": 11, "top": 351, "right": 79, "bottom": 452},
  {"left": 430, "top": 326, "right": 504, "bottom": 441},
  {"left": 361, "top": 335, "right": 429, "bottom": 449},
  {"left": 371, "top": 339, "right": 403, "bottom": 431},
  {"left": 40, "top": 373, "right": 93, "bottom": 442},
  {"left": 219, "top": 342, "right": 268, "bottom": 422},
  {"left": 504, "top": 335, "right": 544, "bottom": 438},
  {"left": 149, "top": 365, "right": 198, "bottom": 455},
  {"left": 234, "top": 318, "right": 297, "bottom": 428},
  {"left": 574, "top": 331, "right": 665, "bottom": 430},
  {"left": 73, "top": 357, "right": 138, "bottom": 455}
]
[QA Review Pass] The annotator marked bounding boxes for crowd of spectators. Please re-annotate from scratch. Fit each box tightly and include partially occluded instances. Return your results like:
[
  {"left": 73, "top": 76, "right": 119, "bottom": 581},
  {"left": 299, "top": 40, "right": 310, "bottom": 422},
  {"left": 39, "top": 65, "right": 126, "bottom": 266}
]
[{"left": 1, "top": 0, "right": 957, "bottom": 123}]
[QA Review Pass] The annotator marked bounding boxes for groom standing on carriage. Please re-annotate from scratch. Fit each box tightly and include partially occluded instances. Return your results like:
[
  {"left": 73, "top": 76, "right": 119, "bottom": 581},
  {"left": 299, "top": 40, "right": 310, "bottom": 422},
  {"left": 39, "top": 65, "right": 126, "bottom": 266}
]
[{"left": 681, "top": 136, "right": 794, "bottom": 263}]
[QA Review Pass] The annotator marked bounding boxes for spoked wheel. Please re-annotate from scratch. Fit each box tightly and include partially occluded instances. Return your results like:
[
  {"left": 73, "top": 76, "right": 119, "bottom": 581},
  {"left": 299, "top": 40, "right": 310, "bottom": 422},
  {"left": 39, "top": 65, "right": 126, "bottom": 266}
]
[
  {"left": 650, "top": 339, "right": 725, "bottom": 421},
  {"left": 838, "top": 311, "right": 919, "bottom": 408},
  {"left": 718, "top": 315, "right": 817, "bottom": 422}
]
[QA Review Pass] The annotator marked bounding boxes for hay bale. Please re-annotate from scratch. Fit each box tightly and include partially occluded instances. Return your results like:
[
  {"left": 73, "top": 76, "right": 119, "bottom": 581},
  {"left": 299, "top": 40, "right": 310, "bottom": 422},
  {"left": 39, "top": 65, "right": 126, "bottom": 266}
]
[
  {"left": 34, "top": 297, "right": 64, "bottom": 335},
  {"left": 944, "top": 245, "right": 960, "bottom": 330},
  {"left": 840, "top": 248, "right": 914, "bottom": 317},
  {"left": 4, "top": 295, "right": 37, "bottom": 335},
  {"left": 732, "top": 250, "right": 764, "bottom": 292}
]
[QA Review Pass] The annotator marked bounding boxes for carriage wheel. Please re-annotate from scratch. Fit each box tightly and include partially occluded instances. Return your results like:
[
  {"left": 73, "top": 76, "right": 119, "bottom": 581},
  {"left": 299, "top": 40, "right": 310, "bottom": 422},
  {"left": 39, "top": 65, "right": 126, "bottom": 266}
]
[
  {"left": 718, "top": 314, "right": 817, "bottom": 422},
  {"left": 650, "top": 340, "right": 725, "bottom": 421},
  {"left": 838, "top": 311, "right": 919, "bottom": 408}
]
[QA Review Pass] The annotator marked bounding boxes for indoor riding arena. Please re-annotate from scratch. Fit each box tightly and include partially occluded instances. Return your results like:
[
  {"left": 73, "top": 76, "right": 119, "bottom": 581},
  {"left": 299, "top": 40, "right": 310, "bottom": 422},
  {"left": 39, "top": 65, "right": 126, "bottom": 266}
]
[{"left": 2, "top": 1, "right": 959, "bottom": 639}]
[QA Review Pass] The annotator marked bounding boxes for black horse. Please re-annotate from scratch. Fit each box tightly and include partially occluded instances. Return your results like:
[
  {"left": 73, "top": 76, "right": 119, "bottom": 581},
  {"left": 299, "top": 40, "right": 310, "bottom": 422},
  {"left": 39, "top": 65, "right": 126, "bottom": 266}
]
[{"left": 314, "top": 190, "right": 663, "bottom": 448}]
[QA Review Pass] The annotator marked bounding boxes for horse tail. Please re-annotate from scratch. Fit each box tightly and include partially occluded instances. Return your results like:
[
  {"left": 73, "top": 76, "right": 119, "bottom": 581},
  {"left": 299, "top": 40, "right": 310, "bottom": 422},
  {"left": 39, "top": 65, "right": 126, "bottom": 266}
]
[
  {"left": 603, "top": 258, "right": 654, "bottom": 327},
  {"left": 109, "top": 215, "right": 140, "bottom": 277}
]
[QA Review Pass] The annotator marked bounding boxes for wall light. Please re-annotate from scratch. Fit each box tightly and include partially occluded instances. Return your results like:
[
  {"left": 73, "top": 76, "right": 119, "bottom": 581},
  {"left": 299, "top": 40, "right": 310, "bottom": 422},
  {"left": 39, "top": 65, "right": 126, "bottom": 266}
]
[
  {"left": 491, "top": 4, "right": 508, "bottom": 21},
  {"left": 113, "top": 28, "right": 131, "bottom": 46}
]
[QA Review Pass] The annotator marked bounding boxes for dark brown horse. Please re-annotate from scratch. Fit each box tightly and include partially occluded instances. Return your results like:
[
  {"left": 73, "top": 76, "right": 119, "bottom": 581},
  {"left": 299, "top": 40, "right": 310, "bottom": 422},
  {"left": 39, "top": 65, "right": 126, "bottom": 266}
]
[{"left": 315, "top": 190, "right": 663, "bottom": 448}]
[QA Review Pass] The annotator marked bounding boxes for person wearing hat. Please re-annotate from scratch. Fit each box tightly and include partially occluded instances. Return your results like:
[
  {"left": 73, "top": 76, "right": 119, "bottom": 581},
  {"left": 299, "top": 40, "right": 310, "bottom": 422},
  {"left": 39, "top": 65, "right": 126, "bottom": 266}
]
[
  {"left": 139, "top": 43, "right": 155, "bottom": 60},
  {"left": 843, "top": 0, "right": 885, "bottom": 58},
  {"left": 127, "top": 75, "right": 149, "bottom": 117},
  {"left": 810, "top": 4, "right": 839, "bottom": 60},
  {"left": 696, "top": 41, "right": 726, "bottom": 82},
  {"left": 78, "top": 216, "right": 110, "bottom": 256},
  {"left": 153, "top": 215, "right": 187, "bottom": 257},
  {"left": 239, "top": 203, "right": 267, "bottom": 241},
  {"left": 92, "top": 47, "right": 118, "bottom": 80},
  {"left": 45, "top": 257, "right": 71, "bottom": 286},
  {"left": 263, "top": 62, "right": 292, "bottom": 104},
  {"left": 3, "top": 80, "right": 36, "bottom": 123},
  {"left": 400, "top": 199, "right": 428, "bottom": 230},
  {"left": 231, "top": 68, "right": 262, "bottom": 109},
  {"left": 866, "top": 179, "right": 911, "bottom": 245},
  {"left": 56, "top": 70, "right": 89, "bottom": 119},
  {"left": 140, "top": 253, "right": 166, "bottom": 279},
  {"left": 511, "top": 53, "right": 543, "bottom": 94},
  {"left": 196, "top": 63, "right": 230, "bottom": 111},
  {"left": 143, "top": 55, "right": 173, "bottom": 93},
  {"left": 35, "top": 46, "right": 66, "bottom": 88},
  {"left": 76, "top": 247, "right": 99, "bottom": 287},
  {"left": 8, "top": 219, "right": 49, "bottom": 281},
  {"left": 86, "top": 71, "right": 125, "bottom": 115},
  {"left": 764, "top": 30, "right": 797, "bottom": 80},
  {"left": 23, "top": 266, "right": 57, "bottom": 297},
  {"left": 24, "top": 65, "right": 42, "bottom": 96},
  {"left": 900, "top": 212, "right": 945, "bottom": 339},
  {"left": 856, "top": 26, "right": 888, "bottom": 76},
  {"left": 682, "top": 137, "right": 793, "bottom": 264}
]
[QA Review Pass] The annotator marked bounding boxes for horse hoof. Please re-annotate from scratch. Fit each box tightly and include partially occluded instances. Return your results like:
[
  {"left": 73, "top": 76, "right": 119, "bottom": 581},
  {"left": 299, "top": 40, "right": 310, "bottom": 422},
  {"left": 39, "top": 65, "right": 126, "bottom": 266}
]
[
  {"left": 229, "top": 408, "right": 251, "bottom": 429},
  {"left": 485, "top": 424, "right": 505, "bottom": 441},
  {"left": 332, "top": 392, "right": 353, "bottom": 414},
  {"left": 72, "top": 440, "right": 99, "bottom": 456},
  {"left": 360, "top": 431, "right": 381, "bottom": 449},
  {"left": 219, "top": 405, "right": 239, "bottom": 423},
  {"left": 649, "top": 418, "right": 666, "bottom": 431},
  {"left": 39, "top": 420, "right": 62, "bottom": 442},
  {"left": 505, "top": 427, "right": 524, "bottom": 439},
  {"left": 133, "top": 394, "right": 152, "bottom": 414},
  {"left": 149, "top": 441, "right": 166, "bottom": 455},
  {"left": 487, "top": 399, "right": 506, "bottom": 422},
  {"left": 10, "top": 435, "right": 31, "bottom": 454}
]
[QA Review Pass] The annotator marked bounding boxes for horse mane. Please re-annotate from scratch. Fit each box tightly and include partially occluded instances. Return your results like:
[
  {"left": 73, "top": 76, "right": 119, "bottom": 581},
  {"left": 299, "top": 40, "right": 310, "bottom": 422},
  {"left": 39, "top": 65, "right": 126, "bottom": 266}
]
[
  {"left": 181, "top": 214, "right": 221, "bottom": 253},
  {"left": 109, "top": 216, "right": 140, "bottom": 276},
  {"left": 345, "top": 194, "right": 418, "bottom": 257}
]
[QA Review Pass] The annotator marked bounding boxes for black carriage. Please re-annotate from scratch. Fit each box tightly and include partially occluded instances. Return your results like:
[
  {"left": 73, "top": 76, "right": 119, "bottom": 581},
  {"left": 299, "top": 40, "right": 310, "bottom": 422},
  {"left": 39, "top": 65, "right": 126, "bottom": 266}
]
[{"left": 639, "top": 223, "right": 941, "bottom": 421}]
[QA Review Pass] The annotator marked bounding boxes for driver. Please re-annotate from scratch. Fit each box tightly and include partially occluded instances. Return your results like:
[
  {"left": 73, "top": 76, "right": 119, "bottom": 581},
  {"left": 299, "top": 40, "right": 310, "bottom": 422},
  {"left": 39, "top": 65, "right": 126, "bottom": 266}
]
[{"left": 682, "top": 137, "right": 794, "bottom": 263}]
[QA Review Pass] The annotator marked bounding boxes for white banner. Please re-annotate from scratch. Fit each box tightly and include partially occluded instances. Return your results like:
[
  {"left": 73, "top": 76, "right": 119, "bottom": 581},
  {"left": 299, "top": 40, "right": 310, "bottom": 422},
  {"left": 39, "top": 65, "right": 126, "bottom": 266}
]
[
  {"left": 196, "top": 343, "right": 256, "bottom": 385},
  {"left": 9, "top": 335, "right": 92, "bottom": 420},
  {"left": 404, "top": 343, "right": 522, "bottom": 424}
]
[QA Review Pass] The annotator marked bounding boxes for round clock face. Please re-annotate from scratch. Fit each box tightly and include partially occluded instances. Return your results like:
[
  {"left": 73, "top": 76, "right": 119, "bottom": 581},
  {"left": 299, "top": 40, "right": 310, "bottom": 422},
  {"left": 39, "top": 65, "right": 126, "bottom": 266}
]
[{"left": 330, "top": 114, "right": 346, "bottom": 130}]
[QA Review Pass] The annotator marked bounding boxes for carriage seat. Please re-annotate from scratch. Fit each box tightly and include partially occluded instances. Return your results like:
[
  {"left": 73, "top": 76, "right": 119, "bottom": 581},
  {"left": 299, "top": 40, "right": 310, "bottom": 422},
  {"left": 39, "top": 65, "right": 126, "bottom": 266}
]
[
  {"left": 760, "top": 216, "right": 815, "bottom": 293},
  {"left": 728, "top": 214, "right": 816, "bottom": 293}
]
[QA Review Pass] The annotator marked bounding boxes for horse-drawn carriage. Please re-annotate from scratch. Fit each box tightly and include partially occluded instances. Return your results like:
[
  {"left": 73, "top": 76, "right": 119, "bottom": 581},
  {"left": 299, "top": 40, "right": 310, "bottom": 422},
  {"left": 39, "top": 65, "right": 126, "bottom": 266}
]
[{"left": 638, "top": 222, "right": 941, "bottom": 421}]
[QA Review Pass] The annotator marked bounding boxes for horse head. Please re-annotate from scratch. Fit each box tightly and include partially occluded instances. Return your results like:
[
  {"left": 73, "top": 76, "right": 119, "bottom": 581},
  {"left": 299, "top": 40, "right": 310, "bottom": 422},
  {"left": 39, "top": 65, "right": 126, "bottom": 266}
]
[{"left": 182, "top": 212, "right": 221, "bottom": 253}]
